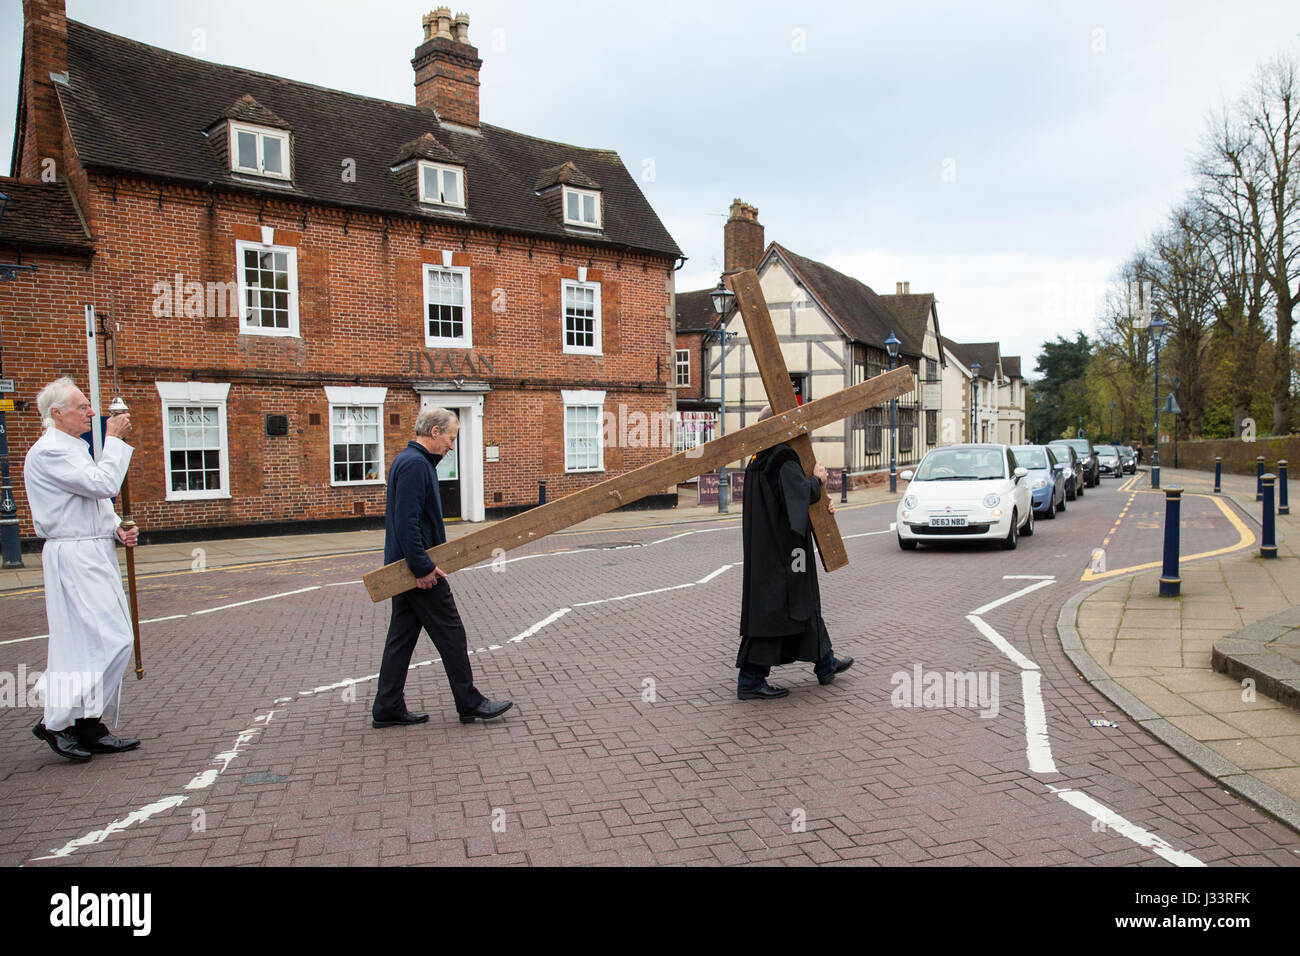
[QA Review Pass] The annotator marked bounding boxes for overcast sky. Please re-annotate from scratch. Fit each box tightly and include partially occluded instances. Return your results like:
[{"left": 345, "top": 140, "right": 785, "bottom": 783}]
[{"left": 4, "top": 0, "right": 1300, "bottom": 374}]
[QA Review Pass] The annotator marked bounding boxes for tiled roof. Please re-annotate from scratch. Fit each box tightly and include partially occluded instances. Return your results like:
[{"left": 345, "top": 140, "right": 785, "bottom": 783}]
[
  {"left": 0, "top": 178, "right": 93, "bottom": 256},
  {"left": 769, "top": 243, "right": 922, "bottom": 357},
  {"left": 534, "top": 161, "right": 600, "bottom": 191},
  {"left": 392, "top": 132, "right": 459, "bottom": 165},
  {"left": 212, "top": 94, "right": 290, "bottom": 130},
  {"left": 941, "top": 337, "right": 999, "bottom": 380},
  {"left": 675, "top": 289, "right": 721, "bottom": 333},
  {"left": 880, "top": 292, "right": 940, "bottom": 361},
  {"left": 1002, "top": 355, "right": 1021, "bottom": 378},
  {"left": 57, "top": 20, "right": 681, "bottom": 260}
]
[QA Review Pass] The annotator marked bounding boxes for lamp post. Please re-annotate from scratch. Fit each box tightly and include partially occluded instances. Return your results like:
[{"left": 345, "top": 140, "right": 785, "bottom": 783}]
[
  {"left": 1109, "top": 401, "right": 1115, "bottom": 443},
  {"left": 1077, "top": 415, "right": 1083, "bottom": 439},
  {"left": 885, "top": 331, "right": 900, "bottom": 492},
  {"left": 970, "top": 360, "right": 980, "bottom": 442},
  {"left": 709, "top": 277, "right": 736, "bottom": 514},
  {"left": 1149, "top": 314, "right": 1167, "bottom": 489}
]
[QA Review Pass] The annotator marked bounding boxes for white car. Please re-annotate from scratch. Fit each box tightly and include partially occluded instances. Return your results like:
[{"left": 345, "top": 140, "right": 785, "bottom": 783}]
[{"left": 896, "top": 444, "right": 1034, "bottom": 550}]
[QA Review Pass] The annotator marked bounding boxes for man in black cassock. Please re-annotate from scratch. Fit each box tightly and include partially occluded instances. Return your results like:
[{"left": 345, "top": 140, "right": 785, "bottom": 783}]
[{"left": 736, "top": 406, "right": 854, "bottom": 699}]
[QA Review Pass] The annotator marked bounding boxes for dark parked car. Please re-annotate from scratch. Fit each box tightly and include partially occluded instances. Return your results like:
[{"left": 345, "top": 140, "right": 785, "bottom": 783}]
[
  {"left": 1116, "top": 445, "right": 1136, "bottom": 474},
  {"left": 1049, "top": 438, "right": 1099, "bottom": 488},
  {"left": 1052, "top": 443, "right": 1083, "bottom": 500},
  {"left": 1096, "top": 444, "right": 1122, "bottom": 478}
]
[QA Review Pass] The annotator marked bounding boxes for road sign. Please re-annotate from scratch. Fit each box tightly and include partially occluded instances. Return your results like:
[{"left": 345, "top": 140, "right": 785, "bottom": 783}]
[
  {"left": 0, "top": 379, "right": 13, "bottom": 393},
  {"left": 1161, "top": 394, "right": 1181, "bottom": 414},
  {"left": 0, "top": 399, "right": 14, "bottom": 412}
]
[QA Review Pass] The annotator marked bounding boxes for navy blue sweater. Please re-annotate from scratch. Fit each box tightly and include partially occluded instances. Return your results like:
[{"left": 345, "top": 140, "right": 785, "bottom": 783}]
[{"left": 384, "top": 440, "right": 447, "bottom": 579}]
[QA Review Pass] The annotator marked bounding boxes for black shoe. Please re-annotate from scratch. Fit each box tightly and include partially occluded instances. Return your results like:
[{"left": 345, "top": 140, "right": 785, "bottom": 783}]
[
  {"left": 459, "top": 700, "right": 513, "bottom": 723},
  {"left": 818, "top": 656, "right": 855, "bottom": 685},
  {"left": 737, "top": 682, "right": 789, "bottom": 700},
  {"left": 371, "top": 711, "right": 429, "bottom": 728},
  {"left": 33, "top": 723, "right": 93, "bottom": 763},
  {"left": 75, "top": 719, "right": 140, "bottom": 754}
]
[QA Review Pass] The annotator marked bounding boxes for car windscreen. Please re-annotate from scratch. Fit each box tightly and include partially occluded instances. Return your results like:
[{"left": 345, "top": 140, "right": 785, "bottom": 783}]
[
  {"left": 1010, "top": 447, "right": 1048, "bottom": 469},
  {"left": 1097, "top": 447, "right": 1118, "bottom": 458},
  {"left": 1052, "top": 439, "right": 1091, "bottom": 455},
  {"left": 914, "top": 448, "right": 1007, "bottom": 481}
]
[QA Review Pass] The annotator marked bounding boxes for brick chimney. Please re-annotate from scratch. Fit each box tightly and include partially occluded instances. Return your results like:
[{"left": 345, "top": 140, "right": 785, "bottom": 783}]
[
  {"left": 18, "top": 0, "right": 69, "bottom": 181},
  {"left": 413, "top": 7, "right": 482, "bottom": 128},
  {"left": 724, "top": 199, "right": 763, "bottom": 275},
  {"left": 895, "top": 281, "right": 910, "bottom": 294}
]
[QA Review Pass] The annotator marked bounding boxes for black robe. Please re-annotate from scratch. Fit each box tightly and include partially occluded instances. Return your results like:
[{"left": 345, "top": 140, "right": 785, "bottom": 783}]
[{"left": 736, "top": 443, "right": 832, "bottom": 668}]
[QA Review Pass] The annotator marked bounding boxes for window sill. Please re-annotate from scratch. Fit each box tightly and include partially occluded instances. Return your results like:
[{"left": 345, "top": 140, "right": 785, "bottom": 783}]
[
  {"left": 565, "top": 467, "right": 605, "bottom": 474},
  {"left": 331, "top": 479, "right": 385, "bottom": 488},
  {"left": 424, "top": 338, "right": 474, "bottom": 350},
  {"left": 562, "top": 348, "right": 604, "bottom": 357},
  {"left": 165, "top": 491, "right": 232, "bottom": 503},
  {"left": 240, "top": 327, "right": 301, "bottom": 339}
]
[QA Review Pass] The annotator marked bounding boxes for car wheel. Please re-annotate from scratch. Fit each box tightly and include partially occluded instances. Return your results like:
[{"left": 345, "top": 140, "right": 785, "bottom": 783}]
[
  {"left": 1023, "top": 505, "right": 1034, "bottom": 536},
  {"left": 1056, "top": 494, "right": 1066, "bottom": 512},
  {"left": 1043, "top": 495, "right": 1057, "bottom": 518},
  {"left": 1000, "top": 510, "right": 1018, "bottom": 550},
  {"left": 898, "top": 532, "right": 917, "bottom": 551},
  {"left": 1077, "top": 480, "right": 1084, "bottom": 497}
]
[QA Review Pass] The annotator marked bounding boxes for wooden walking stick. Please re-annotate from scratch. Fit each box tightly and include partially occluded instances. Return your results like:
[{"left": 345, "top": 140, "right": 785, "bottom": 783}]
[{"left": 107, "top": 395, "right": 144, "bottom": 679}]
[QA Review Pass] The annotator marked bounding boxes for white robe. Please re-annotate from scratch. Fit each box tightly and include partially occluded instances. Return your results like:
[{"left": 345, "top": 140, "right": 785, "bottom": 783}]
[{"left": 23, "top": 427, "right": 135, "bottom": 732}]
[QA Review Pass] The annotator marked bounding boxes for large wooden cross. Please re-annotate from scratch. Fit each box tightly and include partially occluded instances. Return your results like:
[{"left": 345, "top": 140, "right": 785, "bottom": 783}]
[{"left": 363, "top": 269, "right": 913, "bottom": 602}]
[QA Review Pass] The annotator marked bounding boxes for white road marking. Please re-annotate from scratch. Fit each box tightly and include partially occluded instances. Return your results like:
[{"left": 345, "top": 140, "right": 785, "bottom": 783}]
[
  {"left": 507, "top": 608, "right": 571, "bottom": 643},
  {"left": 1021, "top": 670, "right": 1057, "bottom": 774},
  {"left": 31, "top": 796, "right": 190, "bottom": 861},
  {"left": 1050, "top": 787, "right": 1206, "bottom": 867},
  {"left": 191, "top": 586, "right": 321, "bottom": 615},
  {"left": 0, "top": 634, "right": 45, "bottom": 646},
  {"left": 842, "top": 530, "right": 891, "bottom": 540},
  {"left": 1003, "top": 574, "right": 1054, "bottom": 580},
  {"left": 141, "top": 614, "right": 187, "bottom": 624},
  {"left": 970, "top": 579, "right": 1054, "bottom": 616},
  {"left": 966, "top": 614, "right": 1039, "bottom": 671}
]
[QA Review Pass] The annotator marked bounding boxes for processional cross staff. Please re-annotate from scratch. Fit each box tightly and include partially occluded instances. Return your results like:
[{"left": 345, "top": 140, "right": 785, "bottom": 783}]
[
  {"left": 105, "top": 320, "right": 144, "bottom": 679},
  {"left": 363, "top": 269, "right": 913, "bottom": 602}
]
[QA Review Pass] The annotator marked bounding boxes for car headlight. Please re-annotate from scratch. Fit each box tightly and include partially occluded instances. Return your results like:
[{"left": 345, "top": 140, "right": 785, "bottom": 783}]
[
  {"left": 903, "top": 495, "right": 918, "bottom": 509},
  {"left": 983, "top": 494, "right": 1000, "bottom": 508},
  {"left": 1064, "top": 467, "right": 1074, "bottom": 477},
  {"left": 1082, "top": 456, "right": 1092, "bottom": 465},
  {"left": 1031, "top": 479, "right": 1048, "bottom": 490}
]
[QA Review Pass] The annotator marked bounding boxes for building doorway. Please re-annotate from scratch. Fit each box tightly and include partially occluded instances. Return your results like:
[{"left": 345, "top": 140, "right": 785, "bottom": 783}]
[{"left": 417, "top": 391, "right": 486, "bottom": 522}]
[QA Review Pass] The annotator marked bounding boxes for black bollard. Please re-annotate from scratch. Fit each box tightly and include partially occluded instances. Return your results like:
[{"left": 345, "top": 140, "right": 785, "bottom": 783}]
[
  {"left": 840, "top": 468, "right": 848, "bottom": 505},
  {"left": 1261, "top": 474, "right": 1277, "bottom": 559},
  {"left": 538, "top": 479, "right": 546, "bottom": 506},
  {"left": 1279, "top": 460, "right": 1289, "bottom": 516},
  {"left": 1256, "top": 456, "right": 1265, "bottom": 501},
  {"left": 1159, "top": 486, "right": 1183, "bottom": 597},
  {"left": 1214, "top": 456, "right": 1222, "bottom": 494}
]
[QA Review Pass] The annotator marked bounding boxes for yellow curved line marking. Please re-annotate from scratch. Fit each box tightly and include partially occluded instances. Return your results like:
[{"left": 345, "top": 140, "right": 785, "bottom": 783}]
[{"left": 1080, "top": 492, "right": 1255, "bottom": 581}]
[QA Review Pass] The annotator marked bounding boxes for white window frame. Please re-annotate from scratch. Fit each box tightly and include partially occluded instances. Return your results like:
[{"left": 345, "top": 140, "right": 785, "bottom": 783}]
[
  {"left": 236, "top": 240, "right": 300, "bottom": 338},
  {"left": 229, "top": 122, "right": 291, "bottom": 180},
  {"left": 561, "top": 279, "right": 602, "bottom": 356},
  {"left": 417, "top": 161, "right": 466, "bottom": 208},
  {"left": 562, "top": 389, "right": 605, "bottom": 474},
  {"left": 562, "top": 186, "right": 602, "bottom": 228},
  {"left": 325, "top": 386, "right": 388, "bottom": 487},
  {"left": 675, "top": 348, "right": 690, "bottom": 387},
  {"left": 156, "top": 382, "right": 232, "bottom": 502},
  {"left": 423, "top": 264, "right": 473, "bottom": 349}
]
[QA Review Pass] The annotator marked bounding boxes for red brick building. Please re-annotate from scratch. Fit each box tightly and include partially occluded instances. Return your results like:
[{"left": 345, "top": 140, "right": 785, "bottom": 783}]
[{"left": 5, "top": 1, "right": 682, "bottom": 541}]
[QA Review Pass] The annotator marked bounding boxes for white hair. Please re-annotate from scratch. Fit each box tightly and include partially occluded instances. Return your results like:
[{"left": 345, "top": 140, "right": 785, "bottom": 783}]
[
  {"left": 37, "top": 377, "right": 80, "bottom": 429},
  {"left": 415, "top": 406, "right": 456, "bottom": 436}
]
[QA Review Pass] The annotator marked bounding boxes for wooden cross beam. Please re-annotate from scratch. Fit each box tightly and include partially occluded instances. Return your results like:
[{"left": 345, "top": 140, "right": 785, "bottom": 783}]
[
  {"left": 725, "top": 269, "right": 851, "bottom": 571},
  {"left": 363, "top": 364, "right": 913, "bottom": 602}
]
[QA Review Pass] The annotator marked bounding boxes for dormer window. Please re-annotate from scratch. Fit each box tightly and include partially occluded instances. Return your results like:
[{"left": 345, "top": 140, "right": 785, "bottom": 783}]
[
  {"left": 419, "top": 162, "right": 465, "bottom": 207},
  {"left": 564, "top": 186, "right": 601, "bottom": 228},
  {"left": 231, "top": 122, "right": 290, "bottom": 179}
]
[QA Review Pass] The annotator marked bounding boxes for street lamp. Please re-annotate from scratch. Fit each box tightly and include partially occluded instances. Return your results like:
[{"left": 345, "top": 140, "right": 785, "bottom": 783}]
[
  {"left": 970, "top": 360, "right": 981, "bottom": 442},
  {"left": 1109, "top": 401, "right": 1115, "bottom": 443},
  {"left": 709, "top": 277, "right": 736, "bottom": 514},
  {"left": 885, "top": 331, "right": 900, "bottom": 492},
  {"left": 1077, "top": 415, "right": 1083, "bottom": 439},
  {"left": 1149, "top": 313, "right": 1167, "bottom": 489}
]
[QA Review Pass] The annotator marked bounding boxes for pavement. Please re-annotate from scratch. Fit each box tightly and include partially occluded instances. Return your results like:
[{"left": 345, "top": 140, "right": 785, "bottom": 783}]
[{"left": 1060, "top": 463, "right": 1300, "bottom": 832}]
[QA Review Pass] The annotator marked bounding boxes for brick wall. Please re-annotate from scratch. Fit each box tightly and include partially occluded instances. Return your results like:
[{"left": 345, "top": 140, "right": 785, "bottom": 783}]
[{"left": 4, "top": 173, "right": 677, "bottom": 538}]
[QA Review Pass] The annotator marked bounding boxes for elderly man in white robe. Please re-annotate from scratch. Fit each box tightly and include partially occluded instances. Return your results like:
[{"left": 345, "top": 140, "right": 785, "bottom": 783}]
[{"left": 23, "top": 377, "right": 141, "bottom": 762}]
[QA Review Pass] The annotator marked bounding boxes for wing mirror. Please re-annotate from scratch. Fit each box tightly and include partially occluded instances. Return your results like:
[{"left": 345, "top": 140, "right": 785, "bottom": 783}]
[
  {"left": 900, "top": 470, "right": 914, "bottom": 481},
  {"left": 1013, "top": 467, "right": 1028, "bottom": 480}
]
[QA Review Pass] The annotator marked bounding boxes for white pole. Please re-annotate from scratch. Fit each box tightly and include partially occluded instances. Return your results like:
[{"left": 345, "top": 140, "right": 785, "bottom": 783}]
[{"left": 85, "top": 305, "right": 102, "bottom": 460}]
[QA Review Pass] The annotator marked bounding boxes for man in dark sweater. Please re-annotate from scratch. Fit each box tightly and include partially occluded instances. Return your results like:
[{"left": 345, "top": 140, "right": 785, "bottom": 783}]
[{"left": 372, "top": 407, "right": 512, "bottom": 727}]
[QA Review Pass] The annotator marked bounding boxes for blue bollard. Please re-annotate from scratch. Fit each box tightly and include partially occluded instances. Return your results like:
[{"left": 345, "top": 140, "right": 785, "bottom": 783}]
[
  {"left": 840, "top": 468, "right": 848, "bottom": 504},
  {"left": 1261, "top": 475, "right": 1277, "bottom": 558},
  {"left": 1159, "top": 486, "right": 1182, "bottom": 597},
  {"left": 1256, "top": 456, "right": 1265, "bottom": 501},
  {"left": 1279, "top": 460, "right": 1289, "bottom": 516},
  {"left": 1214, "top": 456, "right": 1222, "bottom": 494},
  {"left": 538, "top": 479, "right": 546, "bottom": 506}
]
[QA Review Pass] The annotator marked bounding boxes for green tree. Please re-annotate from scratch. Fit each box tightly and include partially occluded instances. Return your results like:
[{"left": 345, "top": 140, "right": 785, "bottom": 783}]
[{"left": 1033, "top": 332, "right": 1092, "bottom": 439}]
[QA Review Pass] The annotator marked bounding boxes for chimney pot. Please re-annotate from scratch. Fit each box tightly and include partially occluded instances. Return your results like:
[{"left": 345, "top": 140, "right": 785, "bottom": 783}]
[
  {"left": 724, "top": 199, "right": 763, "bottom": 274},
  {"left": 435, "top": 6, "right": 453, "bottom": 39},
  {"left": 453, "top": 12, "right": 471, "bottom": 43},
  {"left": 904, "top": 281, "right": 910, "bottom": 294}
]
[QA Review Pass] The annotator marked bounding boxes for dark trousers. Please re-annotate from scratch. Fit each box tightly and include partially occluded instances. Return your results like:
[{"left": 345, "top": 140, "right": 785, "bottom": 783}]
[
  {"left": 373, "top": 579, "right": 486, "bottom": 718},
  {"left": 738, "top": 651, "right": 837, "bottom": 693}
]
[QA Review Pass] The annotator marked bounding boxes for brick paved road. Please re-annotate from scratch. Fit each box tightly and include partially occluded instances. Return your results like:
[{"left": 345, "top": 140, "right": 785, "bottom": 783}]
[{"left": 2, "top": 476, "right": 1298, "bottom": 866}]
